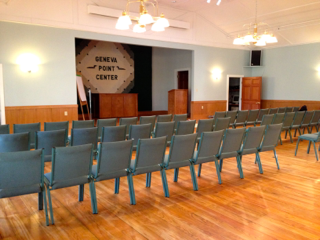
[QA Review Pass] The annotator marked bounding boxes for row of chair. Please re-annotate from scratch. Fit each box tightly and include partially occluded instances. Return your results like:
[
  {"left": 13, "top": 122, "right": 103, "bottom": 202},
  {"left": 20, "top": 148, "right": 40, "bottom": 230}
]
[{"left": 0, "top": 123, "right": 283, "bottom": 225}]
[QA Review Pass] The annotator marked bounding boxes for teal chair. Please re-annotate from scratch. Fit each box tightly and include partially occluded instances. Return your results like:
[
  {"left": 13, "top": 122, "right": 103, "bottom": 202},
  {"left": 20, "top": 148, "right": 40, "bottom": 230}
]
[
  {"left": 213, "top": 117, "right": 230, "bottom": 131},
  {"left": 245, "top": 109, "right": 259, "bottom": 126},
  {"left": 269, "top": 108, "right": 278, "bottom": 114},
  {"left": 293, "top": 106, "right": 300, "bottom": 112},
  {"left": 101, "top": 125, "right": 126, "bottom": 142},
  {"left": 44, "top": 121, "right": 69, "bottom": 144},
  {"left": 72, "top": 120, "right": 94, "bottom": 129},
  {"left": 156, "top": 114, "right": 172, "bottom": 123},
  {"left": 35, "top": 130, "right": 67, "bottom": 162},
  {"left": 196, "top": 119, "right": 214, "bottom": 142},
  {"left": 226, "top": 111, "right": 237, "bottom": 128},
  {"left": 239, "top": 126, "right": 266, "bottom": 174},
  {"left": 45, "top": 144, "right": 97, "bottom": 225},
  {"left": 128, "top": 124, "right": 151, "bottom": 150},
  {"left": 195, "top": 130, "right": 224, "bottom": 184},
  {"left": 164, "top": 134, "right": 198, "bottom": 190},
  {"left": 218, "top": 128, "right": 246, "bottom": 178},
  {"left": 152, "top": 122, "right": 175, "bottom": 146},
  {"left": 254, "top": 109, "right": 269, "bottom": 126},
  {"left": 233, "top": 110, "right": 248, "bottom": 128},
  {"left": 92, "top": 140, "right": 133, "bottom": 205},
  {"left": 308, "top": 110, "right": 320, "bottom": 132},
  {"left": 278, "top": 107, "right": 285, "bottom": 113},
  {"left": 212, "top": 111, "right": 226, "bottom": 127},
  {"left": 271, "top": 113, "right": 285, "bottom": 124},
  {"left": 13, "top": 122, "right": 40, "bottom": 149},
  {"left": 257, "top": 123, "right": 283, "bottom": 171},
  {"left": 288, "top": 111, "right": 305, "bottom": 141},
  {"left": 129, "top": 136, "right": 168, "bottom": 203},
  {"left": 176, "top": 120, "right": 196, "bottom": 135},
  {"left": 140, "top": 115, "right": 156, "bottom": 134},
  {"left": 0, "top": 132, "right": 30, "bottom": 152},
  {"left": 0, "top": 124, "right": 10, "bottom": 134},
  {"left": 119, "top": 117, "right": 138, "bottom": 136},
  {"left": 97, "top": 118, "right": 117, "bottom": 141},
  {"left": 260, "top": 114, "right": 275, "bottom": 127},
  {"left": 279, "top": 112, "right": 295, "bottom": 145},
  {"left": 173, "top": 114, "right": 188, "bottom": 132},
  {"left": 300, "top": 111, "right": 314, "bottom": 134},
  {"left": 0, "top": 149, "right": 49, "bottom": 225},
  {"left": 295, "top": 132, "right": 320, "bottom": 161},
  {"left": 285, "top": 107, "right": 293, "bottom": 112}
]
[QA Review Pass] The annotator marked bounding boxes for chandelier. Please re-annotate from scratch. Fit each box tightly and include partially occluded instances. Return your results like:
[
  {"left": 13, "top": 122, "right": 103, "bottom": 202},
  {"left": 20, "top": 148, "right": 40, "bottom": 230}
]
[
  {"left": 116, "top": 0, "right": 169, "bottom": 33},
  {"left": 233, "top": 0, "right": 277, "bottom": 46}
]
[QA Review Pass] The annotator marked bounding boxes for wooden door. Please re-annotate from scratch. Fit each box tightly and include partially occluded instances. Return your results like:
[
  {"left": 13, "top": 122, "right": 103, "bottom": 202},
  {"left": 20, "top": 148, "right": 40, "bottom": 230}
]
[{"left": 241, "top": 77, "right": 262, "bottom": 110}]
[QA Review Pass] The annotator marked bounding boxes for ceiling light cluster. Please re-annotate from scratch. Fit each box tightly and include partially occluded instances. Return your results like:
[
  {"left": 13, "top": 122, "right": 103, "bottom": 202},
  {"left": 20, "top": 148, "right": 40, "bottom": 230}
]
[{"left": 116, "top": 0, "right": 169, "bottom": 33}]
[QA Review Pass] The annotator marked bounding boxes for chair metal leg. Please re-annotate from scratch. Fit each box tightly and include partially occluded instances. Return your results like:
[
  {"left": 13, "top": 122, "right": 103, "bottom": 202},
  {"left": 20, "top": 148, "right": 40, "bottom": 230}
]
[
  {"left": 313, "top": 141, "right": 319, "bottom": 161},
  {"left": 308, "top": 126, "right": 312, "bottom": 134},
  {"left": 197, "top": 163, "right": 202, "bottom": 177},
  {"left": 236, "top": 156, "right": 244, "bottom": 179},
  {"left": 42, "top": 188, "right": 49, "bottom": 226},
  {"left": 79, "top": 184, "right": 84, "bottom": 202},
  {"left": 285, "top": 130, "right": 288, "bottom": 139},
  {"left": 273, "top": 149, "right": 280, "bottom": 170},
  {"left": 288, "top": 129, "right": 293, "bottom": 143},
  {"left": 189, "top": 164, "right": 198, "bottom": 191},
  {"left": 256, "top": 153, "right": 263, "bottom": 174},
  {"left": 295, "top": 139, "right": 300, "bottom": 156},
  {"left": 219, "top": 159, "right": 223, "bottom": 172},
  {"left": 46, "top": 187, "right": 55, "bottom": 225},
  {"left": 146, "top": 173, "right": 152, "bottom": 188},
  {"left": 303, "top": 127, "right": 305, "bottom": 134},
  {"left": 307, "top": 141, "right": 311, "bottom": 154},
  {"left": 160, "top": 169, "right": 170, "bottom": 197},
  {"left": 127, "top": 174, "right": 136, "bottom": 205},
  {"left": 173, "top": 168, "right": 179, "bottom": 182},
  {"left": 298, "top": 128, "right": 302, "bottom": 136},
  {"left": 89, "top": 181, "right": 98, "bottom": 214},
  {"left": 38, "top": 192, "right": 43, "bottom": 210},
  {"left": 279, "top": 135, "right": 283, "bottom": 145},
  {"left": 114, "top": 177, "right": 120, "bottom": 194},
  {"left": 214, "top": 160, "right": 222, "bottom": 184},
  {"left": 294, "top": 129, "right": 297, "bottom": 137}
]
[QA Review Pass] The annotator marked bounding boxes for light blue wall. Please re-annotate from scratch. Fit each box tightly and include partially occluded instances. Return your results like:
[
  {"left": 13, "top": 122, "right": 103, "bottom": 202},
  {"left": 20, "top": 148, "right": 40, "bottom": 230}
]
[
  {"left": 0, "top": 21, "right": 250, "bottom": 107},
  {"left": 252, "top": 43, "right": 320, "bottom": 100}
]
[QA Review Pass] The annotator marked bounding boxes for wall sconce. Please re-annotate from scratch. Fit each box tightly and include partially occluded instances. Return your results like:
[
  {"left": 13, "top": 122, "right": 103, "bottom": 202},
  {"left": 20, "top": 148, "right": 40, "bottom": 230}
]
[
  {"left": 16, "top": 53, "right": 40, "bottom": 73},
  {"left": 212, "top": 69, "right": 221, "bottom": 81}
]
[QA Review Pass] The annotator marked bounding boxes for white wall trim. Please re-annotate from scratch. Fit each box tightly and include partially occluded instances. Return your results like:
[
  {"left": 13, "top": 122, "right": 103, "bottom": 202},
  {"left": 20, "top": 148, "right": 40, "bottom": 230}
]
[
  {"left": 226, "top": 74, "right": 244, "bottom": 111},
  {"left": 0, "top": 64, "right": 6, "bottom": 124}
]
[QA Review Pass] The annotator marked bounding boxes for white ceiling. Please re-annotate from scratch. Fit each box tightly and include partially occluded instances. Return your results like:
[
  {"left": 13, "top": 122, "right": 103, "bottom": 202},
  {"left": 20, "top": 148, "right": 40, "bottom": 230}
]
[{"left": 155, "top": 0, "right": 320, "bottom": 48}]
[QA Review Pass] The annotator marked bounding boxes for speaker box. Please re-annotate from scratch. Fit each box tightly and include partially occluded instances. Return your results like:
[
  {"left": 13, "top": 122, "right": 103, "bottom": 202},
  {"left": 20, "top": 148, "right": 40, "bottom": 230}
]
[{"left": 250, "top": 50, "right": 262, "bottom": 66}]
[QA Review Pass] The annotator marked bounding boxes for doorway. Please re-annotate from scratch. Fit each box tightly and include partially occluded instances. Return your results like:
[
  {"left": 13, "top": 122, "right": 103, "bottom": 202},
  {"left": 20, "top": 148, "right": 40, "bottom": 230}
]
[
  {"left": 226, "top": 75, "right": 243, "bottom": 111},
  {"left": 176, "top": 70, "right": 190, "bottom": 117}
]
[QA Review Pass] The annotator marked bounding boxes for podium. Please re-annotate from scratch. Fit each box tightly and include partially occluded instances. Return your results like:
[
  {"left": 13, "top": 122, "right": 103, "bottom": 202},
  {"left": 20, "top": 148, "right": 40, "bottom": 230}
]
[{"left": 168, "top": 89, "right": 187, "bottom": 115}]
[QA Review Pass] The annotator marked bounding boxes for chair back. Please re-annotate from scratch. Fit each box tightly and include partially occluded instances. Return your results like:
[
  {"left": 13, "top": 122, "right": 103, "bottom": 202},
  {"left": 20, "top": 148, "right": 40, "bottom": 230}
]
[
  {"left": 234, "top": 110, "right": 248, "bottom": 125},
  {"left": 226, "top": 111, "right": 237, "bottom": 126},
  {"left": 97, "top": 118, "right": 117, "bottom": 140},
  {"left": 241, "top": 126, "right": 265, "bottom": 154},
  {"left": 194, "top": 130, "right": 224, "bottom": 164},
  {"left": 278, "top": 107, "right": 285, "bottom": 113},
  {"left": 166, "top": 133, "right": 197, "bottom": 169},
  {"left": 128, "top": 124, "right": 151, "bottom": 146},
  {"left": 269, "top": 108, "right": 278, "bottom": 114},
  {"left": 259, "top": 123, "right": 282, "bottom": 151},
  {"left": 36, "top": 130, "right": 67, "bottom": 162},
  {"left": 71, "top": 127, "right": 98, "bottom": 150},
  {"left": 157, "top": 114, "right": 172, "bottom": 122},
  {"left": 140, "top": 116, "right": 156, "bottom": 133},
  {"left": 285, "top": 107, "right": 293, "bottom": 113},
  {"left": 0, "top": 124, "right": 9, "bottom": 134},
  {"left": 291, "top": 111, "right": 305, "bottom": 127},
  {"left": 0, "top": 132, "right": 30, "bottom": 152},
  {"left": 301, "top": 111, "right": 314, "bottom": 126},
  {"left": 133, "top": 136, "right": 167, "bottom": 175},
  {"left": 44, "top": 121, "right": 69, "bottom": 143},
  {"left": 260, "top": 114, "right": 274, "bottom": 126},
  {"left": 246, "top": 109, "right": 259, "bottom": 124},
  {"left": 101, "top": 125, "right": 127, "bottom": 142},
  {"left": 0, "top": 149, "right": 43, "bottom": 198},
  {"left": 219, "top": 128, "right": 245, "bottom": 158},
  {"left": 176, "top": 120, "right": 196, "bottom": 135},
  {"left": 214, "top": 117, "right": 230, "bottom": 131},
  {"left": 94, "top": 140, "right": 132, "bottom": 181},
  {"left": 48, "top": 144, "right": 93, "bottom": 189},
  {"left": 196, "top": 119, "right": 214, "bottom": 138},
  {"left": 282, "top": 112, "right": 295, "bottom": 128},
  {"left": 293, "top": 106, "right": 300, "bottom": 112},
  {"left": 213, "top": 111, "right": 226, "bottom": 125},
  {"left": 173, "top": 114, "right": 188, "bottom": 130},
  {"left": 119, "top": 117, "right": 138, "bottom": 134},
  {"left": 272, "top": 113, "right": 285, "bottom": 124},
  {"left": 13, "top": 122, "right": 40, "bottom": 148},
  {"left": 153, "top": 122, "right": 175, "bottom": 142},
  {"left": 257, "top": 109, "right": 269, "bottom": 121},
  {"left": 310, "top": 110, "right": 320, "bottom": 125},
  {"left": 72, "top": 120, "right": 94, "bottom": 129}
]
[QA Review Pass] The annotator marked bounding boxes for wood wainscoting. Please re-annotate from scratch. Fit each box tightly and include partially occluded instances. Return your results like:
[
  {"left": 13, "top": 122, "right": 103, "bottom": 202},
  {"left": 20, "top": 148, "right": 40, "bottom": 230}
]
[
  {"left": 191, "top": 100, "right": 227, "bottom": 120},
  {"left": 5, "top": 105, "right": 78, "bottom": 133},
  {"left": 261, "top": 100, "right": 320, "bottom": 110}
]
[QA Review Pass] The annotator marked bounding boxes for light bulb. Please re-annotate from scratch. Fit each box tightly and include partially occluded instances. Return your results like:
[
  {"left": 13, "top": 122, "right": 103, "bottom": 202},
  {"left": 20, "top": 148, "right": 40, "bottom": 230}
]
[
  {"left": 139, "top": 11, "right": 154, "bottom": 25},
  {"left": 133, "top": 24, "right": 146, "bottom": 33}
]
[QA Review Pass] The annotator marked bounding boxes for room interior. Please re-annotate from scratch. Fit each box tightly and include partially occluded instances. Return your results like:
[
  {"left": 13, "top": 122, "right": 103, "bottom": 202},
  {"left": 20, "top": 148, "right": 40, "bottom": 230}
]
[{"left": 0, "top": 0, "right": 320, "bottom": 238}]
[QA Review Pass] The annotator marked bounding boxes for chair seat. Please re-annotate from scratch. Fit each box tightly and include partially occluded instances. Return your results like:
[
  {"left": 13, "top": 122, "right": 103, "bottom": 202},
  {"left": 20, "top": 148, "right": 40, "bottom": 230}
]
[
  {"left": 193, "top": 151, "right": 217, "bottom": 164},
  {"left": 44, "top": 172, "right": 90, "bottom": 190},
  {"left": 0, "top": 184, "right": 41, "bottom": 198},
  {"left": 299, "top": 134, "right": 319, "bottom": 141},
  {"left": 291, "top": 125, "right": 301, "bottom": 129},
  {"left": 92, "top": 164, "right": 128, "bottom": 181},
  {"left": 241, "top": 148, "right": 258, "bottom": 155}
]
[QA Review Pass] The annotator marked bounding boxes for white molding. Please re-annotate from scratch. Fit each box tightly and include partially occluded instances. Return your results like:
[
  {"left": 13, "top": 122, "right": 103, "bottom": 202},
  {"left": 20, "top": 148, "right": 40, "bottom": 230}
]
[
  {"left": 0, "top": 64, "right": 6, "bottom": 124},
  {"left": 226, "top": 74, "right": 243, "bottom": 111}
]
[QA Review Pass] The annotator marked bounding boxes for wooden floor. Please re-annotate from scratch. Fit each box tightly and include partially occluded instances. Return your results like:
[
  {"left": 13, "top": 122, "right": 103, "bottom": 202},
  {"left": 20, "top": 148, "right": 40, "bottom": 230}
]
[{"left": 1, "top": 130, "right": 320, "bottom": 239}]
